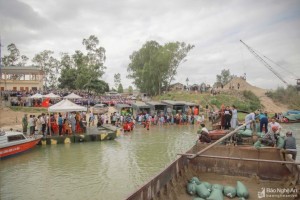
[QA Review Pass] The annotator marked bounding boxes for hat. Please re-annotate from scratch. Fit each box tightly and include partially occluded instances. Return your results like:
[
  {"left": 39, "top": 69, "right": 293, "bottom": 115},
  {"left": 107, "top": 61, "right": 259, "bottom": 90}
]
[{"left": 272, "top": 126, "right": 278, "bottom": 132}]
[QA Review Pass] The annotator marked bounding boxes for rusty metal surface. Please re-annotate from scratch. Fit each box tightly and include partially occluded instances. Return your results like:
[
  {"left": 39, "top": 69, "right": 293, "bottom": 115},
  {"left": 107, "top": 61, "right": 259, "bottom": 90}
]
[
  {"left": 126, "top": 143, "right": 298, "bottom": 200},
  {"left": 125, "top": 156, "right": 188, "bottom": 200}
]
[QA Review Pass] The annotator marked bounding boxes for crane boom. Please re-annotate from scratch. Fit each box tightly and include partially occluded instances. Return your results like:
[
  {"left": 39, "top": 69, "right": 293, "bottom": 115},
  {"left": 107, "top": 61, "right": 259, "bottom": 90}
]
[{"left": 240, "top": 40, "right": 288, "bottom": 86}]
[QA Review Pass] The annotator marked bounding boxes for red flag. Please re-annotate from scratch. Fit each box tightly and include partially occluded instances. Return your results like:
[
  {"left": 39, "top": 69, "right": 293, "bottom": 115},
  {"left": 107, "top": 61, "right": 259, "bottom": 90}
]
[{"left": 41, "top": 98, "right": 50, "bottom": 107}]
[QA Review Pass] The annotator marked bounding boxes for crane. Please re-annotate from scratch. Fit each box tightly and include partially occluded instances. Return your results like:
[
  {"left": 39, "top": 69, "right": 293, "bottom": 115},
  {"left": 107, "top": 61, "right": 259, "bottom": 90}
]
[{"left": 240, "top": 40, "right": 289, "bottom": 86}]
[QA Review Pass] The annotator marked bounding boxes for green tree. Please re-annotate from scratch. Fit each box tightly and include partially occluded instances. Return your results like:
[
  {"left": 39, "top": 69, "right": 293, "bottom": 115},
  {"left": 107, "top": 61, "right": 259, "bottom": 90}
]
[
  {"left": 127, "top": 41, "right": 193, "bottom": 96},
  {"left": 58, "top": 35, "right": 108, "bottom": 93},
  {"left": 216, "top": 69, "right": 233, "bottom": 86},
  {"left": 128, "top": 86, "right": 133, "bottom": 94},
  {"left": 117, "top": 83, "right": 124, "bottom": 93},
  {"left": 32, "top": 50, "right": 60, "bottom": 89},
  {"left": 2, "top": 43, "right": 28, "bottom": 66},
  {"left": 164, "top": 42, "right": 194, "bottom": 91},
  {"left": 114, "top": 73, "right": 121, "bottom": 89}
]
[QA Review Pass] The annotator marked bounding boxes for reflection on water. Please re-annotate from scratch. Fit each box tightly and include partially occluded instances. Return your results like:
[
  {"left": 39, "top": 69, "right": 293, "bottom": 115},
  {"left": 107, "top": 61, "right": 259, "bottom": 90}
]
[{"left": 0, "top": 123, "right": 299, "bottom": 200}]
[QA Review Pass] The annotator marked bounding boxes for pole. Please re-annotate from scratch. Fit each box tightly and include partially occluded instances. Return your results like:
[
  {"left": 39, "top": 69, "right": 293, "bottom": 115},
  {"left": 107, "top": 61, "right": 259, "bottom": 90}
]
[
  {"left": 188, "top": 120, "right": 253, "bottom": 159},
  {"left": 176, "top": 154, "right": 300, "bottom": 165}
]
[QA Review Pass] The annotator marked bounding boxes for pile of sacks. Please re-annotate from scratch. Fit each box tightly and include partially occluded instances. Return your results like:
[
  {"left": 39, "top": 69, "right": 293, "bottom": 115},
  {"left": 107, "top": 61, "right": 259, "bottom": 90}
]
[{"left": 187, "top": 177, "right": 249, "bottom": 200}]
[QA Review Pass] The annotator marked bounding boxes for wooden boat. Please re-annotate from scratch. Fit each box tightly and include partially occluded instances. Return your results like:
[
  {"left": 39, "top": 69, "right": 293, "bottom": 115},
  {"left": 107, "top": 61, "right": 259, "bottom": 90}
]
[
  {"left": 208, "top": 129, "right": 229, "bottom": 140},
  {"left": 125, "top": 122, "right": 300, "bottom": 200},
  {"left": 0, "top": 130, "right": 42, "bottom": 159}
]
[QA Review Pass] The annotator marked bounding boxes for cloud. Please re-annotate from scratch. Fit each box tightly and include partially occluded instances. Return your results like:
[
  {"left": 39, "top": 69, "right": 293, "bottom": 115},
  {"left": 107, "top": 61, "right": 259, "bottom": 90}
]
[{"left": 0, "top": 0, "right": 299, "bottom": 89}]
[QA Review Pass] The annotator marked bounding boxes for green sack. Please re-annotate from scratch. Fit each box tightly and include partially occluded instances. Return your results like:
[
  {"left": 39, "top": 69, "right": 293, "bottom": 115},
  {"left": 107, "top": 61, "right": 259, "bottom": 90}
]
[
  {"left": 212, "top": 184, "right": 223, "bottom": 191},
  {"left": 223, "top": 185, "right": 236, "bottom": 198},
  {"left": 254, "top": 140, "right": 262, "bottom": 149},
  {"left": 277, "top": 137, "right": 285, "bottom": 148},
  {"left": 256, "top": 132, "right": 264, "bottom": 138},
  {"left": 202, "top": 181, "right": 212, "bottom": 191},
  {"left": 240, "top": 129, "right": 253, "bottom": 137},
  {"left": 189, "top": 177, "right": 201, "bottom": 185},
  {"left": 187, "top": 182, "right": 197, "bottom": 195},
  {"left": 196, "top": 183, "right": 211, "bottom": 198},
  {"left": 193, "top": 198, "right": 205, "bottom": 200},
  {"left": 207, "top": 188, "right": 224, "bottom": 200},
  {"left": 236, "top": 181, "right": 249, "bottom": 198}
]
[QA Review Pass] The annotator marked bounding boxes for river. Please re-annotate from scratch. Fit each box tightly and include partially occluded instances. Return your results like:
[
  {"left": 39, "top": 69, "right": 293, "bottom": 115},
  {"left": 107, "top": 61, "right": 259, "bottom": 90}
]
[{"left": 1, "top": 123, "right": 299, "bottom": 200}]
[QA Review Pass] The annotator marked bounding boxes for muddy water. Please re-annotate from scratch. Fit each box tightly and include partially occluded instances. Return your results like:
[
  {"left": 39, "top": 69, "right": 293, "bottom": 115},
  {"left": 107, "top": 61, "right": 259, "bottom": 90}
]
[{"left": 0, "top": 123, "right": 299, "bottom": 200}]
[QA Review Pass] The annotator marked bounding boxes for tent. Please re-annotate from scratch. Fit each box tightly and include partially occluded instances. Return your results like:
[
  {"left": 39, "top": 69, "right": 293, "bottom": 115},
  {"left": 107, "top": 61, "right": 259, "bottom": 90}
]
[
  {"left": 43, "top": 92, "right": 60, "bottom": 98},
  {"left": 29, "top": 93, "right": 43, "bottom": 98},
  {"left": 48, "top": 99, "right": 87, "bottom": 112},
  {"left": 63, "top": 93, "right": 82, "bottom": 99}
]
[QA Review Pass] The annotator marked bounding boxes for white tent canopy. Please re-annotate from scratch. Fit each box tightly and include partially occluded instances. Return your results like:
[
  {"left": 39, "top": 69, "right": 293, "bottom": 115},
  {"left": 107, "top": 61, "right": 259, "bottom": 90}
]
[
  {"left": 48, "top": 99, "right": 87, "bottom": 112},
  {"left": 29, "top": 93, "right": 43, "bottom": 98},
  {"left": 43, "top": 92, "right": 60, "bottom": 98},
  {"left": 63, "top": 93, "right": 82, "bottom": 99}
]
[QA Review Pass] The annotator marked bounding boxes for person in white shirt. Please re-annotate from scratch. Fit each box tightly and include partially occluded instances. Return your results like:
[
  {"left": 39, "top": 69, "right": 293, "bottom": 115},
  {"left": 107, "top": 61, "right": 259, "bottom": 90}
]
[
  {"left": 231, "top": 105, "right": 238, "bottom": 129},
  {"left": 197, "top": 124, "right": 211, "bottom": 143}
]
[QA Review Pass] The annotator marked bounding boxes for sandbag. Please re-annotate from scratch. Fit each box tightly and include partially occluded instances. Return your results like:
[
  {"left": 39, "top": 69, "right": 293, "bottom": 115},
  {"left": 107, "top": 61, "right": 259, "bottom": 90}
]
[
  {"left": 207, "top": 188, "right": 224, "bottom": 200},
  {"left": 277, "top": 136, "right": 285, "bottom": 148},
  {"left": 256, "top": 132, "right": 264, "bottom": 138},
  {"left": 240, "top": 129, "right": 253, "bottom": 137},
  {"left": 187, "top": 182, "right": 197, "bottom": 195},
  {"left": 189, "top": 177, "right": 201, "bottom": 185},
  {"left": 223, "top": 185, "right": 236, "bottom": 198},
  {"left": 196, "top": 183, "right": 211, "bottom": 198},
  {"left": 254, "top": 140, "right": 262, "bottom": 149},
  {"left": 236, "top": 181, "right": 249, "bottom": 198},
  {"left": 202, "top": 181, "right": 212, "bottom": 191},
  {"left": 212, "top": 184, "right": 223, "bottom": 191}
]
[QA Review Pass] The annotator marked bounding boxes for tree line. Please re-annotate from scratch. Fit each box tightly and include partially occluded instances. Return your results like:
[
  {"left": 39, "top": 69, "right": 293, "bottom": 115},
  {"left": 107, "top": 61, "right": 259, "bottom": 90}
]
[{"left": 1, "top": 36, "right": 195, "bottom": 95}]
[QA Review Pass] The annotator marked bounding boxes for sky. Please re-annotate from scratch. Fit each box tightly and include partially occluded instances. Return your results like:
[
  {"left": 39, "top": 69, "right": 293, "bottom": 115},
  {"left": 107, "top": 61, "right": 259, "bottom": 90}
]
[{"left": 0, "top": 0, "right": 300, "bottom": 90}]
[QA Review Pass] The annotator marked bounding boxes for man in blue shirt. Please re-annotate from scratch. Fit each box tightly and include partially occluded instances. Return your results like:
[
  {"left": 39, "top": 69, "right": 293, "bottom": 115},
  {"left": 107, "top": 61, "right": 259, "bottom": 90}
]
[{"left": 58, "top": 113, "right": 63, "bottom": 136}]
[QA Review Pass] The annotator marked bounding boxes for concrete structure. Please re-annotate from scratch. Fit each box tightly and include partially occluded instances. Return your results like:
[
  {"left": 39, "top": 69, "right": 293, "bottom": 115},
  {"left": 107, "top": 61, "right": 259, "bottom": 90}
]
[{"left": 0, "top": 66, "right": 44, "bottom": 91}]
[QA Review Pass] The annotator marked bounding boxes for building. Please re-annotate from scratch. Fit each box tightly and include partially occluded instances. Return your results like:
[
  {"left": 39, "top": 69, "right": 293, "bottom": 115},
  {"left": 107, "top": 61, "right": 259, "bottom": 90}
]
[
  {"left": 0, "top": 66, "right": 44, "bottom": 91},
  {"left": 169, "top": 82, "right": 185, "bottom": 91}
]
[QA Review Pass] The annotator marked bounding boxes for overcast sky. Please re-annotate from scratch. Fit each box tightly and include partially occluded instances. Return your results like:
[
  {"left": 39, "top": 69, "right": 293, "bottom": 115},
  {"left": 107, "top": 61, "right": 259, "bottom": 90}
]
[{"left": 1, "top": 0, "right": 300, "bottom": 90}]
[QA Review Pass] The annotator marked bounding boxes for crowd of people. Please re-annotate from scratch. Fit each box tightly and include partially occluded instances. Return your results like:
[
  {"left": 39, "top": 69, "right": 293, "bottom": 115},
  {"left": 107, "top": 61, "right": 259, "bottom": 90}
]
[{"left": 197, "top": 108, "right": 297, "bottom": 162}]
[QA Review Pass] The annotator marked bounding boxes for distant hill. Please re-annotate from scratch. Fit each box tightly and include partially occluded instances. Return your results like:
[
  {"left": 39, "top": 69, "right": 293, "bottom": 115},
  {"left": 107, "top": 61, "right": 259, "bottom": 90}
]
[{"left": 223, "top": 77, "right": 288, "bottom": 113}]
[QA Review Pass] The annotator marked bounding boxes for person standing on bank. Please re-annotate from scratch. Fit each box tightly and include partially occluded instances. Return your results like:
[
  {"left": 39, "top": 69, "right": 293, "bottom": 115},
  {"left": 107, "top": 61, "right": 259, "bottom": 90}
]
[
  {"left": 230, "top": 105, "right": 238, "bottom": 129},
  {"left": 280, "top": 131, "right": 297, "bottom": 161},
  {"left": 259, "top": 111, "right": 268, "bottom": 133},
  {"left": 22, "top": 114, "right": 28, "bottom": 134},
  {"left": 58, "top": 113, "right": 63, "bottom": 136}
]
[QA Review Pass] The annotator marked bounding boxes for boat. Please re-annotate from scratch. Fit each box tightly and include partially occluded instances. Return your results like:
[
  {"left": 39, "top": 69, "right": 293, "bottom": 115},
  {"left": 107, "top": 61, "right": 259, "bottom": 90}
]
[
  {"left": 125, "top": 124, "right": 300, "bottom": 200},
  {"left": 208, "top": 129, "right": 229, "bottom": 140},
  {"left": 0, "top": 130, "right": 42, "bottom": 159}
]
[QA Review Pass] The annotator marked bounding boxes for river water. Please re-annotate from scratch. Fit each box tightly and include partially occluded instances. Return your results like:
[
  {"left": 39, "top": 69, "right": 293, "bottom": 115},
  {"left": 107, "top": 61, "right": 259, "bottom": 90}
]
[{"left": 1, "top": 123, "right": 299, "bottom": 200}]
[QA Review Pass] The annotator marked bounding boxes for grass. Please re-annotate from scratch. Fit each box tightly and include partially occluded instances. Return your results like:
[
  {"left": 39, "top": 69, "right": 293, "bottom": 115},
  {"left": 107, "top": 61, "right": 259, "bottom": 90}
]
[
  {"left": 9, "top": 106, "right": 48, "bottom": 113},
  {"left": 154, "top": 91, "right": 262, "bottom": 113}
]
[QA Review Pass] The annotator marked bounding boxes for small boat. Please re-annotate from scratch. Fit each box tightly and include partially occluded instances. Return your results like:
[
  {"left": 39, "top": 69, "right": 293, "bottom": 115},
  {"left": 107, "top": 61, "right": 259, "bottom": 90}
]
[
  {"left": 0, "top": 130, "right": 42, "bottom": 159},
  {"left": 208, "top": 129, "right": 229, "bottom": 140}
]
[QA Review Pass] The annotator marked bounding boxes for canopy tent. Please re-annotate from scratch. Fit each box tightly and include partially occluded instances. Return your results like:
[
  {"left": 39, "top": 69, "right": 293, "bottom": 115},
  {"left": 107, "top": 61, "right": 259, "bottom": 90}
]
[
  {"left": 43, "top": 92, "right": 60, "bottom": 99},
  {"left": 63, "top": 93, "right": 82, "bottom": 99},
  {"left": 29, "top": 93, "right": 43, "bottom": 98},
  {"left": 48, "top": 99, "right": 87, "bottom": 112}
]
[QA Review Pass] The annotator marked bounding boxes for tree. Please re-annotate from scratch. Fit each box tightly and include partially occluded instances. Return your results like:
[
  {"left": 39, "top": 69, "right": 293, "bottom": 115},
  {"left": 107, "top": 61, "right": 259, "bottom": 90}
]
[
  {"left": 32, "top": 50, "right": 60, "bottom": 89},
  {"left": 117, "top": 83, "right": 124, "bottom": 93},
  {"left": 127, "top": 41, "right": 194, "bottom": 96},
  {"left": 2, "top": 43, "right": 22, "bottom": 66},
  {"left": 216, "top": 69, "right": 233, "bottom": 86},
  {"left": 114, "top": 73, "right": 121, "bottom": 89},
  {"left": 164, "top": 42, "right": 194, "bottom": 91},
  {"left": 58, "top": 35, "right": 108, "bottom": 93},
  {"left": 128, "top": 86, "right": 133, "bottom": 94}
]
